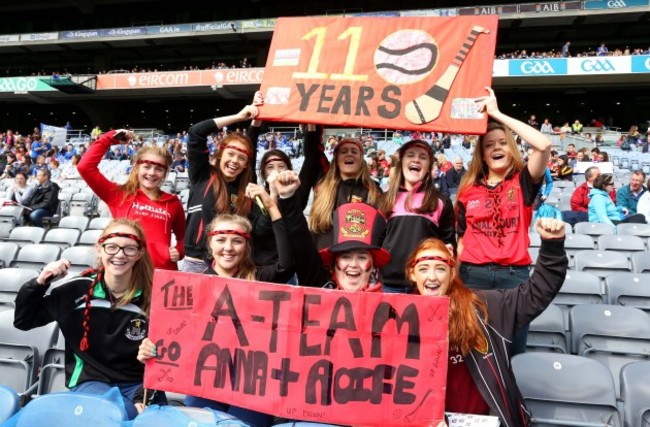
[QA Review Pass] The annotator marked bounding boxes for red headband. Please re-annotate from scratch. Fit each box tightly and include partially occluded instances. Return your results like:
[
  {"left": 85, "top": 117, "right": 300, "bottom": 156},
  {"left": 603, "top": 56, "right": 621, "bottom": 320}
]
[
  {"left": 98, "top": 232, "right": 143, "bottom": 246},
  {"left": 411, "top": 255, "right": 454, "bottom": 268},
  {"left": 136, "top": 159, "right": 168, "bottom": 170},
  {"left": 222, "top": 144, "right": 251, "bottom": 159},
  {"left": 208, "top": 230, "right": 251, "bottom": 240},
  {"left": 334, "top": 139, "right": 363, "bottom": 153},
  {"left": 263, "top": 156, "right": 285, "bottom": 166}
]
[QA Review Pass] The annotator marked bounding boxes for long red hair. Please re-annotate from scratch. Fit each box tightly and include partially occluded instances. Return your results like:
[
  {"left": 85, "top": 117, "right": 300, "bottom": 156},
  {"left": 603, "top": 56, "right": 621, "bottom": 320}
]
[{"left": 405, "top": 238, "right": 488, "bottom": 355}]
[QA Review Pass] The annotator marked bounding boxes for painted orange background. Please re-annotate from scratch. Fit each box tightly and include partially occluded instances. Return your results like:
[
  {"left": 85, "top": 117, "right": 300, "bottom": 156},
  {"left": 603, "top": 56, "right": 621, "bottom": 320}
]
[
  {"left": 145, "top": 270, "right": 450, "bottom": 427},
  {"left": 96, "top": 68, "right": 264, "bottom": 90},
  {"left": 259, "top": 16, "right": 498, "bottom": 133}
]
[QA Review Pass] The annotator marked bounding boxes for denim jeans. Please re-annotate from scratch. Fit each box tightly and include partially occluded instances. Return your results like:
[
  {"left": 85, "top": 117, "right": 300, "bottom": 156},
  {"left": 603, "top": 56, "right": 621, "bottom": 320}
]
[
  {"left": 460, "top": 263, "right": 532, "bottom": 355},
  {"left": 184, "top": 395, "right": 273, "bottom": 427},
  {"left": 29, "top": 208, "right": 52, "bottom": 227}
]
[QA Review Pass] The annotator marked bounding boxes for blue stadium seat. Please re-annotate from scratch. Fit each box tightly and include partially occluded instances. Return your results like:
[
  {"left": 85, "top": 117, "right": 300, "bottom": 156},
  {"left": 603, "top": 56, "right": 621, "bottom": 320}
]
[{"left": 0, "top": 384, "right": 20, "bottom": 423}]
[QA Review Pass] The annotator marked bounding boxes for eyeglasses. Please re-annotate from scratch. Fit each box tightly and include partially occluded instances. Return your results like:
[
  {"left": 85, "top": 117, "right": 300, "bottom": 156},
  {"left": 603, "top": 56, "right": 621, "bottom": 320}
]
[{"left": 101, "top": 243, "right": 141, "bottom": 257}]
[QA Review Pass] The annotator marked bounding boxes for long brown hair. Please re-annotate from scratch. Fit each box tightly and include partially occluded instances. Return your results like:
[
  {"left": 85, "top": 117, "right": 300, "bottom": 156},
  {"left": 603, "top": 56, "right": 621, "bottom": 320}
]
[
  {"left": 119, "top": 145, "right": 172, "bottom": 201},
  {"left": 212, "top": 133, "right": 253, "bottom": 217},
  {"left": 206, "top": 214, "right": 256, "bottom": 280},
  {"left": 379, "top": 140, "right": 440, "bottom": 218},
  {"left": 309, "top": 141, "right": 381, "bottom": 234},
  {"left": 457, "top": 122, "right": 525, "bottom": 201},
  {"left": 405, "top": 238, "right": 488, "bottom": 356}
]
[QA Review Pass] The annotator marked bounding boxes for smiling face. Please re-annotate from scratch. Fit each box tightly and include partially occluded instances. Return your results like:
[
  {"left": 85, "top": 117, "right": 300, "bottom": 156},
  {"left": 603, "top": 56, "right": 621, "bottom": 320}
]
[
  {"left": 482, "top": 128, "right": 511, "bottom": 175},
  {"left": 263, "top": 158, "right": 289, "bottom": 181},
  {"left": 401, "top": 145, "right": 431, "bottom": 189},
  {"left": 333, "top": 249, "right": 374, "bottom": 292},
  {"left": 96, "top": 224, "right": 144, "bottom": 281},
  {"left": 209, "top": 221, "right": 248, "bottom": 277},
  {"left": 137, "top": 153, "right": 167, "bottom": 192},
  {"left": 336, "top": 143, "right": 363, "bottom": 180},
  {"left": 409, "top": 248, "right": 454, "bottom": 297},
  {"left": 219, "top": 141, "right": 249, "bottom": 182}
]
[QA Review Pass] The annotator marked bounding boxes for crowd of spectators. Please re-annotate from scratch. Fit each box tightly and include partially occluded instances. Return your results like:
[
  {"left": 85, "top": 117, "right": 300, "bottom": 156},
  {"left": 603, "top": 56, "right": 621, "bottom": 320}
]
[{"left": 496, "top": 42, "right": 650, "bottom": 60}]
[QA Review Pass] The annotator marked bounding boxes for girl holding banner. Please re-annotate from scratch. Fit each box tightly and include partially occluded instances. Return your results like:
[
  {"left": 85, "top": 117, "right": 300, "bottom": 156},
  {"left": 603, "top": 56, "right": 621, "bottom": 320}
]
[
  {"left": 406, "top": 217, "right": 567, "bottom": 427},
  {"left": 455, "top": 87, "right": 551, "bottom": 355},
  {"left": 78, "top": 129, "right": 186, "bottom": 271},
  {"left": 300, "top": 125, "right": 382, "bottom": 250},
  {"left": 378, "top": 139, "right": 456, "bottom": 294},
  {"left": 13, "top": 219, "right": 165, "bottom": 420},
  {"left": 182, "top": 95, "right": 263, "bottom": 274},
  {"left": 140, "top": 182, "right": 292, "bottom": 426}
]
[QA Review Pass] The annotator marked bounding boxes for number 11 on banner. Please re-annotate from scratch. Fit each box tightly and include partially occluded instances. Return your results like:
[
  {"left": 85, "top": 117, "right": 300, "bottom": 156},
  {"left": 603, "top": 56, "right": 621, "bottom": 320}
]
[{"left": 292, "top": 27, "right": 368, "bottom": 82}]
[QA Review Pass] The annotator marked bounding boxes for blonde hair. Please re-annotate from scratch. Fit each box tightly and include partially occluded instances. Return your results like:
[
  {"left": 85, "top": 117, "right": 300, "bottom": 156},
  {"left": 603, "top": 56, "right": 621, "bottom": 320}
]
[
  {"left": 207, "top": 214, "right": 256, "bottom": 280},
  {"left": 457, "top": 122, "right": 525, "bottom": 200},
  {"left": 309, "top": 144, "right": 381, "bottom": 234},
  {"left": 119, "top": 146, "right": 172, "bottom": 200}
]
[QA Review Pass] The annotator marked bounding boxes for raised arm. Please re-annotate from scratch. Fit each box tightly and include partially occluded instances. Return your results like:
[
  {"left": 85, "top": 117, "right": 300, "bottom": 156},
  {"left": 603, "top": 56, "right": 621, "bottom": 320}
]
[
  {"left": 77, "top": 129, "right": 123, "bottom": 205},
  {"left": 297, "top": 125, "right": 328, "bottom": 210},
  {"left": 476, "top": 87, "right": 551, "bottom": 182}
]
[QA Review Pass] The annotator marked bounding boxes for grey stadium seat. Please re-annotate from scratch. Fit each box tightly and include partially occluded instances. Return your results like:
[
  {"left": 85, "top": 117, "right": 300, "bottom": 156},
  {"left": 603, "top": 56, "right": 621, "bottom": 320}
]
[
  {"left": 527, "top": 303, "right": 567, "bottom": 353},
  {"left": 597, "top": 234, "right": 646, "bottom": 260},
  {"left": 512, "top": 352, "right": 621, "bottom": 427},
  {"left": 631, "top": 251, "right": 650, "bottom": 273},
  {"left": 42, "top": 228, "right": 81, "bottom": 249},
  {"left": 78, "top": 229, "right": 103, "bottom": 246},
  {"left": 0, "top": 242, "right": 19, "bottom": 269},
  {"left": 57, "top": 215, "right": 90, "bottom": 233},
  {"left": 88, "top": 217, "right": 112, "bottom": 230},
  {"left": 61, "top": 246, "right": 97, "bottom": 273},
  {"left": 574, "top": 221, "right": 616, "bottom": 238},
  {"left": 620, "top": 361, "right": 650, "bottom": 427},
  {"left": 564, "top": 233, "right": 595, "bottom": 266},
  {"left": 0, "top": 268, "right": 40, "bottom": 306},
  {"left": 552, "top": 270, "right": 603, "bottom": 326},
  {"left": 570, "top": 304, "right": 650, "bottom": 398},
  {"left": 10, "top": 244, "right": 61, "bottom": 270},
  {"left": 8, "top": 226, "right": 46, "bottom": 248},
  {"left": 574, "top": 250, "right": 631, "bottom": 279},
  {"left": 605, "top": 272, "right": 650, "bottom": 315},
  {"left": 616, "top": 223, "right": 650, "bottom": 247}
]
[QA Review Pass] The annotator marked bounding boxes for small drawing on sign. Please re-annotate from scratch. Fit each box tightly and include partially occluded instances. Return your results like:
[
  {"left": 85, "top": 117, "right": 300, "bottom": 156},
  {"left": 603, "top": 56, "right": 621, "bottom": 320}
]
[
  {"left": 266, "top": 87, "right": 291, "bottom": 105},
  {"left": 404, "top": 388, "right": 432, "bottom": 423},
  {"left": 451, "top": 98, "right": 484, "bottom": 120},
  {"left": 158, "top": 368, "right": 173, "bottom": 383}
]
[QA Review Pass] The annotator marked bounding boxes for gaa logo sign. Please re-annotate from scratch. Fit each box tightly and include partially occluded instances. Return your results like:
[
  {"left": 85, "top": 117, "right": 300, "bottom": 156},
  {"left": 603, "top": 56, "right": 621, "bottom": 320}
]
[
  {"left": 607, "top": 0, "right": 627, "bottom": 7},
  {"left": 580, "top": 59, "right": 615, "bottom": 72},
  {"left": 521, "top": 61, "right": 555, "bottom": 74}
]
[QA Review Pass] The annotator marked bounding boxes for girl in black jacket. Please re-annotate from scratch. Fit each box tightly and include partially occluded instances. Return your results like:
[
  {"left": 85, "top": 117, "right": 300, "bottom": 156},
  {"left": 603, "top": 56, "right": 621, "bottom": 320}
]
[{"left": 406, "top": 218, "right": 568, "bottom": 427}]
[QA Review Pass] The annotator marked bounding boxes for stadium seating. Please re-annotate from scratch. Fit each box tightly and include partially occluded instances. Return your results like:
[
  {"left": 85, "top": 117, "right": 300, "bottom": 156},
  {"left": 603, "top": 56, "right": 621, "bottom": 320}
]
[
  {"left": 10, "top": 244, "right": 61, "bottom": 270},
  {"left": 0, "top": 384, "right": 20, "bottom": 423},
  {"left": 133, "top": 406, "right": 248, "bottom": 427},
  {"left": 569, "top": 304, "right": 650, "bottom": 398},
  {"left": 574, "top": 222, "right": 616, "bottom": 238},
  {"left": 8, "top": 226, "right": 46, "bottom": 248},
  {"left": 0, "top": 268, "right": 40, "bottom": 308},
  {"left": 620, "top": 361, "right": 650, "bottom": 427},
  {"left": 631, "top": 251, "right": 650, "bottom": 273},
  {"left": 42, "top": 228, "right": 81, "bottom": 249},
  {"left": 605, "top": 273, "right": 650, "bottom": 314},
  {"left": 60, "top": 246, "right": 97, "bottom": 274},
  {"left": 616, "top": 223, "right": 650, "bottom": 248},
  {"left": 552, "top": 270, "right": 603, "bottom": 326},
  {"left": 57, "top": 216, "right": 90, "bottom": 233},
  {"left": 78, "top": 230, "right": 103, "bottom": 246},
  {"left": 512, "top": 352, "right": 622, "bottom": 426},
  {"left": 563, "top": 234, "right": 595, "bottom": 266},
  {"left": 527, "top": 303, "right": 567, "bottom": 353},
  {"left": 88, "top": 217, "right": 112, "bottom": 230},
  {"left": 0, "top": 242, "right": 19, "bottom": 269},
  {"left": 573, "top": 250, "right": 631, "bottom": 279},
  {"left": 597, "top": 234, "right": 646, "bottom": 261}
]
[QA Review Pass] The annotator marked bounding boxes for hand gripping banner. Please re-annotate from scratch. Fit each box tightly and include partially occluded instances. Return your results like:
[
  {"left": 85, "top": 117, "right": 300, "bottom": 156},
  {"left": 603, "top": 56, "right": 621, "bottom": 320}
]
[
  {"left": 258, "top": 16, "right": 498, "bottom": 134},
  {"left": 145, "top": 271, "right": 450, "bottom": 427}
]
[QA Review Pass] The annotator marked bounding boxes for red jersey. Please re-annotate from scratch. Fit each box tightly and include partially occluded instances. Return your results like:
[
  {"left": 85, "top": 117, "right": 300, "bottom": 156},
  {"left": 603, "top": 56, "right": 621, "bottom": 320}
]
[
  {"left": 446, "top": 349, "right": 490, "bottom": 415},
  {"left": 457, "top": 169, "right": 539, "bottom": 266}
]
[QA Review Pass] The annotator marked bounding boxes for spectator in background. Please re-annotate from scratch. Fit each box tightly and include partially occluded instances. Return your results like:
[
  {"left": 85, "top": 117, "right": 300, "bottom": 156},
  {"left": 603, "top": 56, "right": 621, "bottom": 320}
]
[
  {"left": 635, "top": 177, "right": 650, "bottom": 222},
  {"left": 171, "top": 151, "right": 188, "bottom": 173},
  {"left": 6, "top": 171, "right": 33, "bottom": 206},
  {"left": 91, "top": 125, "right": 102, "bottom": 141},
  {"left": 551, "top": 155, "right": 573, "bottom": 181},
  {"left": 589, "top": 174, "right": 646, "bottom": 226},
  {"left": 23, "top": 168, "right": 60, "bottom": 227},
  {"left": 572, "top": 119, "right": 583, "bottom": 134},
  {"left": 540, "top": 118, "right": 553, "bottom": 134},
  {"left": 562, "top": 41, "right": 571, "bottom": 57},
  {"left": 431, "top": 161, "right": 450, "bottom": 198},
  {"left": 436, "top": 153, "right": 453, "bottom": 173},
  {"left": 446, "top": 157, "right": 466, "bottom": 192},
  {"left": 564, "top": 166, "right": 600, "bottom": 225},
  {"left": 566, "top": 143, "right": 577, "bottom": 159},
  {"left": 527, "top": 114, "right": 539, "bottom": 129},
  {"left": 616, "top": 170, "right": 647, "bottom": 216},
  {"left": 597, "top": 43, "right": 609, "bottom": 56}
]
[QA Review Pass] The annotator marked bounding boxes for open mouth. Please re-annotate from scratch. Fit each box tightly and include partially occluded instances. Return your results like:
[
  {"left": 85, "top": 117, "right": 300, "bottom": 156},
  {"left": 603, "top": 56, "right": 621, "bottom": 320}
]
[
  {"left": 345, "top": 270, "right": 361, "bottom": 279},
  {"left": 344, "top": 158, "right": 356, "bottom": 166},
  {"left": 424, "top": 282, "right": 440, "bottom": 293},
  {"left": 408, "top": 164, "right": 422, "bottom": 173},
  {"left": 491, "top": 153, "right": 505, "bottom": 161}
]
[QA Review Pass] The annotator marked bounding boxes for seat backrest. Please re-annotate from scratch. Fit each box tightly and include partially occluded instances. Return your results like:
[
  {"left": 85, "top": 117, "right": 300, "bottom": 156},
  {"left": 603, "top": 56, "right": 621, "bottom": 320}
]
[
  {"left": 617, "top": 222, "right": 650, "bottom": 239},
  {"left": 88, "top": 217, "right": 112, "bottom": 230},
  {"left": 631, "top": 251, "right": 650, "bottom": 273},
  {"left": 620, "top": 361, "right": 650, "bottom": 427},
  {"left": 512, "top": 353, "right": 621, "bottom": 427},
  {"left": 0, "top": 268, "right": 40, "bottom": 304},
  {"left": 12, "top": 244, "right": 61, "bottom": 266},
  {"left": 574, "top": 250, "right": 631, "bottom": 278},
  {"left": 0, "top": 242, "right": 19, "bottom": 269},
  {"left": 605, "top": 273, "right": 650, "bottom": 313},
  {"left": 598, "top": 234, "right": 646, "bottom": 255},
  {"left": 133, "top": 406, "right": 241, "bottom": 427},
  {"left": 0, "top": 222, "right": 13, "bottom": 239},
  {"left": 61, "top": 246, "right": 97, "bottom": 269},
  {"left": 0, "top": 384, "right": 20, "bottom": 423},
  {"left": 8, "top": 226, "right": 46, "bottom": 245},
  {"left": 58, "top": 215, "right": 90, "bottom": 232},
  {"left": 78, "top": 229, "right": 103, "bottom": 246},
  {"left": 528, "top": 303, "right": 567, "bottom": 353},
  {"left": 575, "top": 221, "right": 616, "bottom": 236},
  {"left": 43, "top": 228, "right": 81, "bottom": 249},
  {"left": 14, "top": 390, "right": 126, "bottom": 427}
]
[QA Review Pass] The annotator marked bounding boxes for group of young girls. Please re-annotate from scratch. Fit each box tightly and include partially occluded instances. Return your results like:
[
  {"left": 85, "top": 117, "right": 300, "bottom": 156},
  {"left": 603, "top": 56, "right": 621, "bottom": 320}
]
[{"left": 11, "top": 88, "right": 566, "bottom": 427}]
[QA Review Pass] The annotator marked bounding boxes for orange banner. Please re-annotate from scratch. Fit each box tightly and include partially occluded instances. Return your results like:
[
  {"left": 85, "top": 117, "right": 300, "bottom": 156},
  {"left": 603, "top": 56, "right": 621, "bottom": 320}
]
[
  {"left": 96, "top": 68, "right": 264, "bottom": 90},
  {"left": 144, "top": 271, "right": 450, "bottom": 427},
  {"left": 258, "top": 16, "right": 498, "bottom": 133}
]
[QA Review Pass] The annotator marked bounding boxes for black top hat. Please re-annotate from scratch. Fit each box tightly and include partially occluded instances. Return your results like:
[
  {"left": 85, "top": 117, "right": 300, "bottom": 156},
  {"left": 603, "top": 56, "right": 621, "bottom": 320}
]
[{"left": 319, "top": 202, "right": 391, "bottom": 268}]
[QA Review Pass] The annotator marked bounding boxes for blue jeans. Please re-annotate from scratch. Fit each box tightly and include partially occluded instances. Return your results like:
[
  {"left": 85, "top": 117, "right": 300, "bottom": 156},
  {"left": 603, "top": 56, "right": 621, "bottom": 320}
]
[
  {"left": 460, "top": 263, "right": 531, "bottom": 355},
  {"left": 29, "top": 208, "right": 52, "bottom": 227},
  {"left": 71, "top": 381, "right": 142, "bottom": 420},
  {"left": 184, "top": 395, "right": 273, "bottom": 427}
]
